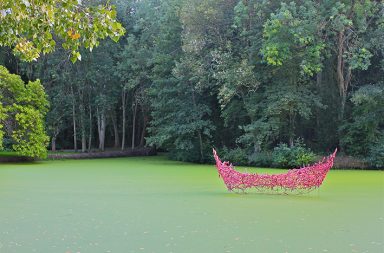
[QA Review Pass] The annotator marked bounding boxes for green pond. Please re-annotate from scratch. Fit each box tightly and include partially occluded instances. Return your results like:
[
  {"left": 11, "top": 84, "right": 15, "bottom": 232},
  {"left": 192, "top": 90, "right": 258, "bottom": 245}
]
[{"left": 0, "top": 156, "right": 383, "bottom": 253}]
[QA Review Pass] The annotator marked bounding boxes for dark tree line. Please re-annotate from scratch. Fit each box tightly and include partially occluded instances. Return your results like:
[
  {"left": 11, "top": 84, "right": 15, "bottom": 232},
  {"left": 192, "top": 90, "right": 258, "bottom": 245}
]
[{"left": 1, "top": 0, "right": 383, "bottom": 166}]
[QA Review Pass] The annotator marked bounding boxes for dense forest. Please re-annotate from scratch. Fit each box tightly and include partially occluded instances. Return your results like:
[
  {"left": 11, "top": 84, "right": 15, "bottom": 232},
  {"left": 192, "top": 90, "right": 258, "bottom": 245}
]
[{"left": 0, "top": 0, "right": 383, "bottom": 167}]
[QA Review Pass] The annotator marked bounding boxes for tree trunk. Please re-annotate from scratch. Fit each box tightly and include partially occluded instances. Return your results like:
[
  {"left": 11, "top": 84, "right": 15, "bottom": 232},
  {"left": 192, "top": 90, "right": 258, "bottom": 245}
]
[
  {"left": 51, "top": 126, "right": 59, "bottom": 152},
  {"left": 79, "top": 93, "right": 86, "bottom": 153},
  {"left": 197, "top": 130, "right": 204, "bottom": 162},
  {"left": 88, "top": 106, "right": 92, "bottom": 151},
  {"left": 253, "top": 142, "right": 261, "bottom": 154},
  {"left": 81, "top": 133, "right": 86, "bottom": 152},
  {"left": 289, "top": 136, "right": 294, "bottom": 148},
  {"left": 97, "top": 108, "right": 101, "bottom": 148},
  {"left": 121, "top": 89, "right": 127, "bottom": 150},
  {"left": 97, "top": 108, "right": 106, "bottom": 151},
  {"left": 71, "top": 85, "right": 77, "bottom": 152},
  {"left": 139, "top": 109, "right": 148, "bottom": 147},
  {"left": 191, "top": 90, "right": 204, "bottom": 162},
  {"left": 100, "top": 113, "right": 106, "bottom": 151},
  {"left": 316, "top": 71, "right": 322, "bottom": 130},
  {"left": 341, "top": 68, "right": 352, "bottom": 120},
  {"left": 336, "top": 30, "right": 351, "bottom": 121},
  {"left": 131, "top": 100, "right": 138, "bottom": 149},
  {"left": 112, "top": 111, "right": 120, "bottom": 148},
  {"left": 288, "top": 110, "right": 296, "bottom": 147},
  {"left": 51, "top": 137, "right": 56, "bottom": 152}
]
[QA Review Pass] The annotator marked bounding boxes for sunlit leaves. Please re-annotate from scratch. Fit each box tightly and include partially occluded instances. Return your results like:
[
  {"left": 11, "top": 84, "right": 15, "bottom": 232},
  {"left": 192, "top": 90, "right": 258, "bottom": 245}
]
[
  {"left": 68, "top": 29, "right": 81, "bottom": 40},
  {"left": 349, "top": 47, "right": 373, "bottom": 70},
  {"left": 0, "top": 0, "right": 125, "bottom": 62},
  {"left": 0, "top": 66, "right": 49, "bottom": 158},
  {"left": 261, "top": 1, "right": 324, "bottom": 76},
  {"left": 212, "top": 50, "right": 259, "bottom": 109}
]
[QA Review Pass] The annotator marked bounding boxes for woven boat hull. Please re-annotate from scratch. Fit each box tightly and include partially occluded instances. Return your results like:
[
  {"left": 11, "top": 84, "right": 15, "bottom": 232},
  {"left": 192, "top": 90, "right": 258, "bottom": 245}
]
[{"left": 213, "top": 149, "right": 337, "bottom": 194}]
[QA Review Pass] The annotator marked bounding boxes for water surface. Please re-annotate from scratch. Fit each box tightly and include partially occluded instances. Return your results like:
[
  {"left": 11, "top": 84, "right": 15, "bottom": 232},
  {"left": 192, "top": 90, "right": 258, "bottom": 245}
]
[{"left": 0, "top": 156, "right": 383, "bottom": 253}]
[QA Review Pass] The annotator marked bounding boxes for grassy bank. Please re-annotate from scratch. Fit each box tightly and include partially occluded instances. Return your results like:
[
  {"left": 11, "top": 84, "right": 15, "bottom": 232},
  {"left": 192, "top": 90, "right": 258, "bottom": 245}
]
[{"left": 0, "top": 151, "right": 18, "bottom": 157}]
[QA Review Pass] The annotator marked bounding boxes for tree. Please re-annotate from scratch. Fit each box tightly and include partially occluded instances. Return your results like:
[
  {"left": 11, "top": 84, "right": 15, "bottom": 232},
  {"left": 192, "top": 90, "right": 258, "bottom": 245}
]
[
  {"left": 239, "top": 83, "right": 324, "bottom": 150},
  {"left": 0, "top": 66, "right": 49, "bottom": 158},
  {"left": 325, "top": 0, "right": 381, "bottom": 120},
  {"left": 340, "top": 84, "right": 384, "bottom": 156},
  {"left": 261, "top": 1, "right": 325, "bottom": 77},
  {"left": 1, "top": 0, "right": 126, "bottom": 155},
  {"left": 148, "top": 57, "right": 214, "bottom": 162},
  {"left": 2, "top": 0, "right": 382, "bottom": 163},
  {"left": 0, "top": 0, "right": 125, "bottom": 62},
  {"left": 45, "top": 76, "right": 72, "bottom": 152},
  {"left": 117, "top": 35, "right": 152, "bottom": 150},
  {"left": 91, "top": 46, "right": 123, "bottom": 150}
]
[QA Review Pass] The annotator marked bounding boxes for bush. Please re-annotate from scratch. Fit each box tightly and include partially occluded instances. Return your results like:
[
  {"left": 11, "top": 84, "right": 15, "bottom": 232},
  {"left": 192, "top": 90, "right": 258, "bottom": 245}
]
[
  {"left": 168, "top": 147, "right": 203, "bottom": 163},
  {"left": 367, "top": 138, "right": 384, "bottom": 168},
  {"left": 248, "top": 151, "right": 273, "bottom": 167},
  {"left": 168, "top": 143, "right": 213, "bottom": 163},
  {"left": 0, "top": 66, "right": 49, "bottom": 158},
  {"left": 220, "top": 146, "right": 248, "bottom": 165},
  {"left": 272, "top": 140, "right": 316, "bottom": 168}
]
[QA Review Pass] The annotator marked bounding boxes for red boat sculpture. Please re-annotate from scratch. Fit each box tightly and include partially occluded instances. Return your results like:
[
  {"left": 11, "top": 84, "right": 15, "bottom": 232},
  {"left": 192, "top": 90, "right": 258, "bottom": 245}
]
[{"left": 213, "top": 148, "right": 337, "bottom": 194}]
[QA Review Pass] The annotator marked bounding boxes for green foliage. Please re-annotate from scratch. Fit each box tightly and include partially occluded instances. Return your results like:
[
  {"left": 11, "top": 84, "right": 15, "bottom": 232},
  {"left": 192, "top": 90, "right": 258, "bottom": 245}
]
[
  {"left": 212, "top": 50, "right": 260, "bottom": 109},
  {"left": 238, "top": 83, "right": 324, "bottom": 150},
  {"left": 0, "top": 65, "right": 49, "bottom": 158},
  {"left": 248, "top": 151, "right": 273, "bottom": 168},
  {"left": 220, "top": 146, "right": 248, "bottom": 165},
  {"left": 340, "top": 84, "right": 384, "bottom": 156},
  {"left": 327, "top": 0, "right": 379, "bottom": 70},
  {"left": 349, "top": 48, "right": 373, "bottom": 70},
  {"left": 0, "top": 98, "right": 5, "bottom": 149},
  {"left": 261, "top": 1, "right": 324, "bottom": 76},
  {"left": 168, "top": 142, "right": 213, "bottom": 163},
  {"left": 367, "top": 137, "right": 384, "bottom": 168},
  {"left": 0, "top": 0, "right": 125, "bottom": 62},
  {"left": 2, "top": 0, "right": 382, "bottom": 166},
  {"left": 272, "top": 139, "right": 316, "bottom": 168},
  {"left": 147, "top": 57, "right": 214, "bottom": 162},
  {"left": 11, "top": 104, "right": 49, "bottom": 158}
]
